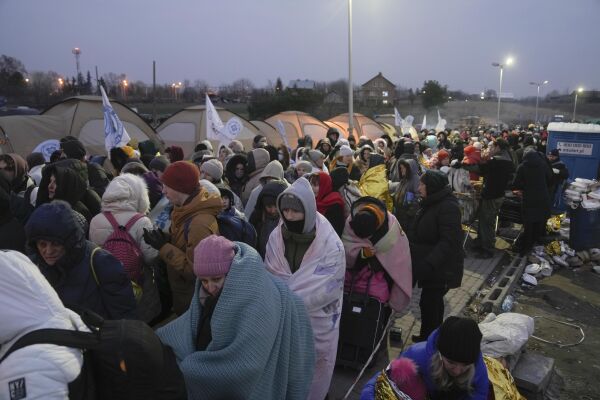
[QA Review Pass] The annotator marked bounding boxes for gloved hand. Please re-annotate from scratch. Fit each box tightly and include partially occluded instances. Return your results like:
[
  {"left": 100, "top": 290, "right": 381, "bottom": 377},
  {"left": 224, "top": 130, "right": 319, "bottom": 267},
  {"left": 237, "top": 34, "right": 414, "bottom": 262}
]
[{"left": 143, "top": 228, "right": 169, "bottom": 250}]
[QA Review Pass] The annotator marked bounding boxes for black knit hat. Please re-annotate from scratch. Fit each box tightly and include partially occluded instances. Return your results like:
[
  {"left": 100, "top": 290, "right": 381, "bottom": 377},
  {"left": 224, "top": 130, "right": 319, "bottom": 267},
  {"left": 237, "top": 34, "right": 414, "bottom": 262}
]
[
  {"left": 349, "top": 211, "right": 377, "bottom": 238},
  {"left": 436, "top": 316, "right": 482, "bottom": 364},
  {"left": 61, "top": 138, "right": 86, "bottom": 160},
  {"left": 330, "top": 167, "right": 349, "bottom": 192},
  {"left": 421, "top": 170, "right": 448, "bottom": 196}
]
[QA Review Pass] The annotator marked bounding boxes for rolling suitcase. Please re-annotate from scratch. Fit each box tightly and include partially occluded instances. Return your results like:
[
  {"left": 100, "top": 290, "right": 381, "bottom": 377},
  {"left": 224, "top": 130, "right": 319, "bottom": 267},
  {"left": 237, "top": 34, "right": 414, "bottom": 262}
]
[{"left": 336, "top": 268, "right": 391, "bottom": 370}]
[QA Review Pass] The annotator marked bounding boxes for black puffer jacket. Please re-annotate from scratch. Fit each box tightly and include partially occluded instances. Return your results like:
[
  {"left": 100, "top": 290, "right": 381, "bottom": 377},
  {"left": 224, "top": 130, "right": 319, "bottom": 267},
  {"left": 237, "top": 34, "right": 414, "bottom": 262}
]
[
  {"left": 513, "top": 150, "right": 553, "bottom": 222},
  {"left": 409, "top": 171, "right": 463, "bottom": 289}
]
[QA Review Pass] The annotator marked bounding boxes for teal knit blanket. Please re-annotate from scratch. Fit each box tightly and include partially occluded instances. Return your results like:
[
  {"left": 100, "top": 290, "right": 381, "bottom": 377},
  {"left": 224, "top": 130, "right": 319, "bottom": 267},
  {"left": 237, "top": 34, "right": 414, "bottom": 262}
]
[{"left": 157, "top": 242, "right": 315, "bottom": 400}]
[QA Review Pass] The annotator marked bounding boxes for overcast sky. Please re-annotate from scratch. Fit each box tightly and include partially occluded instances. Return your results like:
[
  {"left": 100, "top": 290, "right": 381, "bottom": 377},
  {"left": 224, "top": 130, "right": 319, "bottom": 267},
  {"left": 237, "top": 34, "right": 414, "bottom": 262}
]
[{"left": 2, "top": 0, "right": 599, "bottom": 97}]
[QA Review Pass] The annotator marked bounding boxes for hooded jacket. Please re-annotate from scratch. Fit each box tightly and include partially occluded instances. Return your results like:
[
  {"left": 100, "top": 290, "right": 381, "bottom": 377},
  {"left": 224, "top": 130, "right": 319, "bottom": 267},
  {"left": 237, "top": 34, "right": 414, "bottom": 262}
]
[
  {"left": 244, "top": 160, "right": 287, "bottom": 218},
  {"left": 25, "top": 201, "right": 137, "bottom": 319},
  {"left": 241, "top": 148, "right": 270, "bottom": 205},
  {"left": 224, "top": 154, "right": 248, "bottom": 198},
  {"left": 36, "top": 164, "right": 94, "bottom": 221},
  {"left": 313, "top": 172, "right": 345, "bottom": 236},
  {"left": 3, "top": 153, "right": 31, "bottom": 194},
  {"left": 0, "top": 251, "right": 89, "bottom": 400},
  {"left": 89, "top": 173, "right": 158, "bottom": 268},
  {"left": 409, "top": 171, "right": 463, "bottom": 289},
  {"left": 159, "top": 189, "right": 222, "bottom": 315},
  {"left": 249, "top": 180, "right": 288, "bottom": 258},
  {"left": 266, "top": 177, "right": 345, "bottom": 400}
]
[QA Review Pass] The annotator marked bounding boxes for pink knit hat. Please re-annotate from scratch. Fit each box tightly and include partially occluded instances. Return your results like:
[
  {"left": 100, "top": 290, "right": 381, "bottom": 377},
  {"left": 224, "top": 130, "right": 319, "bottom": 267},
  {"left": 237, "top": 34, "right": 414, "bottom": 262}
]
[{"left": 193, "top": 235, "right": 236, "bottom": 278}]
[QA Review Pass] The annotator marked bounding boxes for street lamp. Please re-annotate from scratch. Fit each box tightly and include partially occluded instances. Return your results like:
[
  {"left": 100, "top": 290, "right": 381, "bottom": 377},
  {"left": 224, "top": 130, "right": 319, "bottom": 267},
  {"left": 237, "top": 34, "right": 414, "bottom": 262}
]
[
  {"left": 122, "top": 80, "right": 128, "bottom": 100},
  {"left": 529, "top": 80, "right": 549, "bottom": 125},
  {"left": 347, "top": 0, "right": 354, "bottom": 139},
  {"left": 573, "top": 87, "right": 584, "bottom": 122},
  {"left": 492, "top": 56, "right": 514, "bottom": 127}
]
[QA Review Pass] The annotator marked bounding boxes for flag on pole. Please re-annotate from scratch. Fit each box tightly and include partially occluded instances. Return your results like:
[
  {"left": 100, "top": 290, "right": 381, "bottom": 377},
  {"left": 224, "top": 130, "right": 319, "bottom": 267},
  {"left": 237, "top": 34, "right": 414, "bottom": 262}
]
[
  {"left": 205, "top": 94, "right": 224, "bottom": 141},
  {"left": 101, "top": 85, "right": 130, "bottom": 153},
  {"left": 421, "top": 114, "right": 427, "bottom": 130},
  {"left": 394, "top": 107, "right": 403, "bottom": 127},
  {"left": 275, "top": 120, "right": 290, "bottom": 149}
]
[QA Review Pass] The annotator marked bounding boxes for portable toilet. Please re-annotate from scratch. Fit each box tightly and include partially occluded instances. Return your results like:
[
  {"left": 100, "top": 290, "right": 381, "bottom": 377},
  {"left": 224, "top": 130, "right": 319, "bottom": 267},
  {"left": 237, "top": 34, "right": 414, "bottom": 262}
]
[
  {"left": 547, "top": 123, "right": 600, "bottom": 248},
  {"left": 547, "top": 122, "right": 600, "bottom": 183}
]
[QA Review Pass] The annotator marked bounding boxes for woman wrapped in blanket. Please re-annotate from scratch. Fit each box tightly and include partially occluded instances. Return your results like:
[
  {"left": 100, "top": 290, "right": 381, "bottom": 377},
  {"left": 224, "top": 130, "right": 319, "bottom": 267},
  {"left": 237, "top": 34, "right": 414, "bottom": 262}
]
[
  {"left": 265, "top": 177, "right": 346, "bottom": 400},
  {"left": 157, "top": 235, "right": 315, "bottom": 400}
]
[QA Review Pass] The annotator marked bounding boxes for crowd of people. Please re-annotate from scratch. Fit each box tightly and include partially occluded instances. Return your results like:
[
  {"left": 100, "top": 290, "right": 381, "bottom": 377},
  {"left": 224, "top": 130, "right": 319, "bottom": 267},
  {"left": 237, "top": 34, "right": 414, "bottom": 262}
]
[{"left": 0, "top": 124, "right": 567, "bottom": 399}]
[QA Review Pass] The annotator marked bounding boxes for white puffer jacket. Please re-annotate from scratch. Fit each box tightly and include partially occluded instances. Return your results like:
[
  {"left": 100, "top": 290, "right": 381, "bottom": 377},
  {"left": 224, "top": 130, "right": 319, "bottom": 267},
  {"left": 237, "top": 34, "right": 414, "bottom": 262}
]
[
  {"left": 89, "top": 173, "right": 158, "bottom": 265},
  {"left": 0, "top": 251, "right": 89, "bottom": 400}
]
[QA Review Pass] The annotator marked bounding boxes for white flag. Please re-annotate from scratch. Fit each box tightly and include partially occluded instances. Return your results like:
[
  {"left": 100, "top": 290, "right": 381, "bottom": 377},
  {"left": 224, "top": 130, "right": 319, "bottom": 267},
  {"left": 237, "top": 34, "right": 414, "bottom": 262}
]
[
  {"left": 394, "top": 107, "right": 403, "bottom": 127},
  {"left": 421, "top": 114, "right": 427, "bottom": 130},
  {"left": 101, "top": 85, "right": 130, "bottom": 153},
  {"left": 435, "top": 109, "right": 447, "bottom": 132},
  {"left": 275, "top": 120, "right": 290, "bottom": 149},
  {"left": 205, "top": 94, "right": 224, "bottom": 141}
]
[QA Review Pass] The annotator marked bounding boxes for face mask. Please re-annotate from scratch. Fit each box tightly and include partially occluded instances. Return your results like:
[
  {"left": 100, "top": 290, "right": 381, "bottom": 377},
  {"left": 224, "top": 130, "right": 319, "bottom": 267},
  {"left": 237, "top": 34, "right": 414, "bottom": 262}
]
[
  {"left": 278, "top": 153, "right": 284, "bottom": 161},
  {"left": 284, "top": 218, "right": 304, "bottom": 234}
]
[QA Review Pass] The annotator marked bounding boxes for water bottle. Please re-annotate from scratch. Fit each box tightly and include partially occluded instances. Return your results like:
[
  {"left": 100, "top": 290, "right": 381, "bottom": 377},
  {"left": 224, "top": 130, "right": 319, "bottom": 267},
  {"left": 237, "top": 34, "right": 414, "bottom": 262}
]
[{"left": 501, "top": 295, "right": 514, "bottom": 312}]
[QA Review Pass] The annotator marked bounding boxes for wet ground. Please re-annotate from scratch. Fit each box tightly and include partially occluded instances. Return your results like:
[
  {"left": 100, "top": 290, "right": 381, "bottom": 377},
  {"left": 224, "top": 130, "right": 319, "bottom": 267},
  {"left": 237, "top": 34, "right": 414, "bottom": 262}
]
[{"left": 511, "top": 264, "right": 600, "bottom": 399}]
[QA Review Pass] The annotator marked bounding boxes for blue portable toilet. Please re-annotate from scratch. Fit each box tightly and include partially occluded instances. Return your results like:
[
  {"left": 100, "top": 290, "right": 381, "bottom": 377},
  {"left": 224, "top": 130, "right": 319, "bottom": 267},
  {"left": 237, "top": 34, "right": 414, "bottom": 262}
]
[
  {"left": 547, "top": 122, "right": 600, "bottom": 210},
  {"left": 547, "top": 122, "right": 600, "bottom": 180}
]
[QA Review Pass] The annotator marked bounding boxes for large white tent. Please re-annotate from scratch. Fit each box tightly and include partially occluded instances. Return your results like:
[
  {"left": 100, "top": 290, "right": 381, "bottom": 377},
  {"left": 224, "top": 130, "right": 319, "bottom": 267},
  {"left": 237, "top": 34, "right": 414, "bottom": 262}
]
[
  {"left": 265, "top": 111, "right": 329, "bottom": 148},
  {"left": 156, "top": 105, "right": 259, "bottom": 157},
  {"left": 0, "top": 95, "right": 161, "bottom": 156}
]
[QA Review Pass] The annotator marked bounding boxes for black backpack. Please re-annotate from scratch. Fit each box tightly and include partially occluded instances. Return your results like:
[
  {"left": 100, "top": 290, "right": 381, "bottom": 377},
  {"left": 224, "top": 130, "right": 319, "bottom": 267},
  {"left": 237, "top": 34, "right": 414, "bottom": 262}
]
[{"left": 0, "top": 310, "right": 187, "bottom": 400}]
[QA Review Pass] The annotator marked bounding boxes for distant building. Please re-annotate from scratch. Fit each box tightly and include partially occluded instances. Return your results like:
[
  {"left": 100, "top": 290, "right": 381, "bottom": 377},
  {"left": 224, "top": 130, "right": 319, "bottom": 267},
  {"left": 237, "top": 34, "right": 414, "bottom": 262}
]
[
  {"left": 360, "top": 72, "right": 396, "bottom": 106},
  {"left": 288, "top": 79, "right": 316, "bottom": 90},
  {"left": 323, "top": 91, "right": 345, "bottom": 104}
]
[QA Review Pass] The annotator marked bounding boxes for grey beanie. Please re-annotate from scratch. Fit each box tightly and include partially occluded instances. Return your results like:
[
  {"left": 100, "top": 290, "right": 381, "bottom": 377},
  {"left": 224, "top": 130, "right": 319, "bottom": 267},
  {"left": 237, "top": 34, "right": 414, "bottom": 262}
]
[
  {"left": 200, "top": 159, "right": 224, "bottom": 180},
  {"left": 149, "top": 156, "right": 170, "bottom": 172},
  {"left": 279, "top": 193, "right": 305, "bottom": 213}
]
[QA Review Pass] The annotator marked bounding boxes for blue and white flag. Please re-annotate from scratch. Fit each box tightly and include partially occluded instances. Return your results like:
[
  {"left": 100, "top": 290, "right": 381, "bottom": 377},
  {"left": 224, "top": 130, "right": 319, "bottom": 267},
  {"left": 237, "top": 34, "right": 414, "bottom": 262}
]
[
  {"left": 101, "top": 85, "right": 130, "bottom": 153},
  {"left": 394, "top": 107, "right": 403, "bottom": 127},
  {"left": 33, "top": 139, "right": 60, "bottom": 162}
]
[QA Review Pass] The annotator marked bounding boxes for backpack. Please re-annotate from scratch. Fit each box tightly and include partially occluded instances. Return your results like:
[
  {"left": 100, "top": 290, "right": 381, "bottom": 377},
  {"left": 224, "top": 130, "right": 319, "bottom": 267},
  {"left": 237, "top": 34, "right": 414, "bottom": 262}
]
[
  {"left": 0, "top": 310, "right": 187, "bottom": 400},
  {"left": 183, "top": 214, "right": 257, "bottom": 248},
  {"left": 102, "top": 212, "right": 145, "bottom": 283}
]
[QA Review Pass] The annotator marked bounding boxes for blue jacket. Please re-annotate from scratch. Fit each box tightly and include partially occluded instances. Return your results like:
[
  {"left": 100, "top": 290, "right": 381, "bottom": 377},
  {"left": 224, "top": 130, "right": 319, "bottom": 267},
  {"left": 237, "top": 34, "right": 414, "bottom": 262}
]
[
  {"left": 361, "top": 328, "right": 489, "bottom": 400},
  {"left": 25, "top": 201, "right": 137, "bottom": 320}
]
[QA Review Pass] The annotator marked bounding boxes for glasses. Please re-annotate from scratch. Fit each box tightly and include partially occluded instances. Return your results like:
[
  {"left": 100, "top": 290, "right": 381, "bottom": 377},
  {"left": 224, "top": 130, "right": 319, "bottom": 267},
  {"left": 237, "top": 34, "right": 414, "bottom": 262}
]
[
  {"left": 235, "top": 166, "right": 245, "bottom": 171},
  {"left": 0, "top": 166, "right": 14, "bottom": 172}
]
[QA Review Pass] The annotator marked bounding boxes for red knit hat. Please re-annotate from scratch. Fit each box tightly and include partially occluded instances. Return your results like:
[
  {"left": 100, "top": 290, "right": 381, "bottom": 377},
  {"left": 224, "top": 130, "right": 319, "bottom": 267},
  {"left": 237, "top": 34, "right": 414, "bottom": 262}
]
[
  {"left": 437, "top": 149, "right": 449, "bottom": 161},
  {"left": 193, "top": 235, "right": 236, "bottom": 278},
  {"left": 160, "top": 161, "right": 200, "bottom": 195}
]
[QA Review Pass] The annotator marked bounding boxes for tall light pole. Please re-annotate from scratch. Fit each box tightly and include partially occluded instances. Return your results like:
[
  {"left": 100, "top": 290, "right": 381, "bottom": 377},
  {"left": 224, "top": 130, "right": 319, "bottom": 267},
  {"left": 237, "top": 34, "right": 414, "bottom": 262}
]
[
  {"left": 492, "top": 56, "right": 514, "bottom": 128},
  {"left": 347, "top": 0, "right": 354, "bottom": 139},
  {"left": 72, "top": 47, "right": 81, "bottom": 95},
  {"left": 573, "top": 87, "right": 584, "bottom": 122},
  {"left": 529, "top": 80, "right": 548, "bottom": 125}
]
